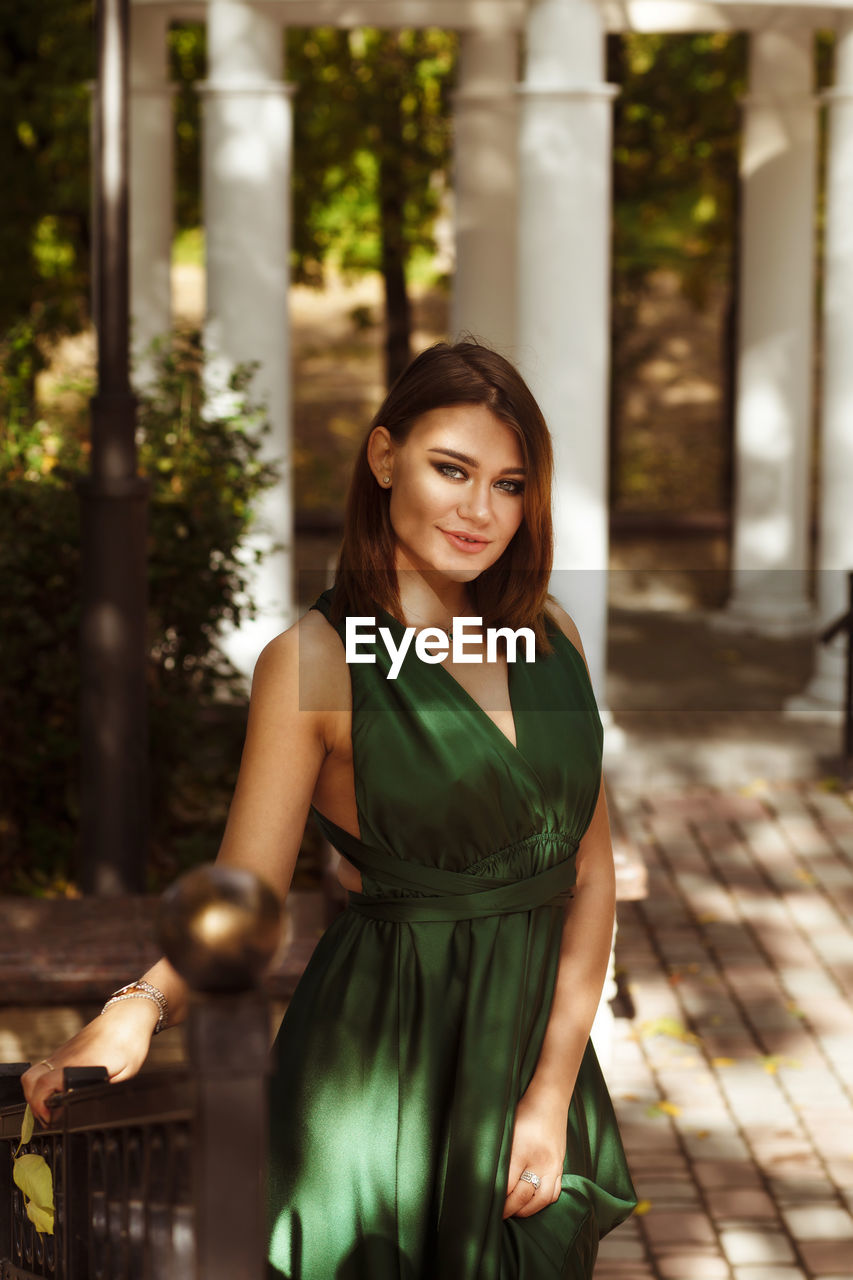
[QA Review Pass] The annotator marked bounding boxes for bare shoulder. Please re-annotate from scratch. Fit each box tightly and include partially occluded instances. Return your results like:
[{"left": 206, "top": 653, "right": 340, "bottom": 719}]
[
  {"left": 251, "top": 607, "right": 350, "bottom": 713},
  {"left": 543, "top": 598, "right": 592, "bottom": 676}
]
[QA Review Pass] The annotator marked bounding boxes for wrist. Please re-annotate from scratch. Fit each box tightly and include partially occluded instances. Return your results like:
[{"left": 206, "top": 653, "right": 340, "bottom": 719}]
[
  {"left": 99, "top": 996, "right": 161, "bottom": 1037},
  {"left": 102, "top": 980, "right": 168, "bottom": 1034},
  {"left": 523, "top": 1071, "right": 575, "bottom": 1120}
]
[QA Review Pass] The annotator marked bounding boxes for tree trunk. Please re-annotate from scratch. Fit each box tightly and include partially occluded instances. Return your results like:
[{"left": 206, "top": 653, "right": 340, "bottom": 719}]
[{"left": 378, "top": 97, "right": 412, "bottom": 387}]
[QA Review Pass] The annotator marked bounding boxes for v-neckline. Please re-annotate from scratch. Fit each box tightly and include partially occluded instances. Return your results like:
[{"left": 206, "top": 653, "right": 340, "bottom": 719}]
[
  {"left": 434, "top": 654, "right": 521, "bottom": 754},
  {"left": 375, "top": 604, "right": 523, "bottom": 757}
]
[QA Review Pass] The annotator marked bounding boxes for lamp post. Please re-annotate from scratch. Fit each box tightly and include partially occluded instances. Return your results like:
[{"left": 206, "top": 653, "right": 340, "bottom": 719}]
[{"left": 78, "top": 0, "right": 150, "bottom": 894}]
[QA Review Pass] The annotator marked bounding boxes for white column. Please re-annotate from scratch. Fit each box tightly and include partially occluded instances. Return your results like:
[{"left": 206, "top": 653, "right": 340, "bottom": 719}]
[
  {"left": 721, "top": 30, "right": 817, "bottom": 637},
  {"left": 129, "top": 6, "right": 174, "bottom": 387},
  {"left": 789, "top": 16, "right": 853, "bottom": 718},
  {"left": 199, "top": 0, "right": 293, "bottom": 676},
  {"left": 517, "top": 0, "right": 616, "bottom": 700},
  {"left": 452, "top": 26, "right": 519, "bottom": 353}
]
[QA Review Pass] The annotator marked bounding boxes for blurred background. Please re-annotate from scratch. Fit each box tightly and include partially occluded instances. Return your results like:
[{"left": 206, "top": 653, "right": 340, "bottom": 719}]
[
  {"left": 3, "top": 8, "right": 853, "bottom": 1276},
  {"left": 3, "top": 1, "right": 851, "bottom": 899}
]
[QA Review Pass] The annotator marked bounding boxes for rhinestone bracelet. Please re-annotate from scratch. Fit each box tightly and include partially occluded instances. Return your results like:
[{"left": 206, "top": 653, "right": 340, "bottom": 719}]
[{"left": 100, "top": 980, "right": 168, "bottom": 1035}]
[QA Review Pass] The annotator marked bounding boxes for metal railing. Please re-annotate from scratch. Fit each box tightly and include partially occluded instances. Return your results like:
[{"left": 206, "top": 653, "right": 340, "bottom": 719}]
[
  {"left": 0, "top": 864, "right": 283, "bottom": 1280},
  {"left": 820, "top": 569, "right": 853, "bottom": 778}
]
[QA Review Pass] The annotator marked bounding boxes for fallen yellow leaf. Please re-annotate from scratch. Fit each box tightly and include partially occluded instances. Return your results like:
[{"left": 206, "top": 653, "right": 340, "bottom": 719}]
[
  {"left": 646, "top": 1100, "right": 683, "bottom": 1118},
  {"left": 738, "top": 778, "right": 769, "bottom": 796},
  {"left": 657, "top": 1101, "right": 683, "bottom": 1117},
  {"left": 640, "top": 1018, "right": 699, "bottom": 1046},
  {"left": 12, "top": 1107, "right": 54, "bottom": 1237}
]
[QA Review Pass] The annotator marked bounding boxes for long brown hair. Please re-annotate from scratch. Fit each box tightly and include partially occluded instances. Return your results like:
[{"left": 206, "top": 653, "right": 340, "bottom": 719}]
[{"left": 331, "top": 341, "right": 555, "bottom": 650}]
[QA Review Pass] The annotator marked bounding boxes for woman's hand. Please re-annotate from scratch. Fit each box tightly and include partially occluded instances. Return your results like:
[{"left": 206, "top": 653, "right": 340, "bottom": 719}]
[
  {"left": 21, "top": 998, "right": 160, "bottom": 1127},
  {"left": 502, "top": 1084, "right": 568, "bottom": 1219}
]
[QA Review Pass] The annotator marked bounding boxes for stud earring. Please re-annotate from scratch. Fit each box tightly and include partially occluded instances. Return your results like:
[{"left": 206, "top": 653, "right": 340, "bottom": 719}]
[{"left": 382, "top": 475, "right": 391, "bottom": 486}]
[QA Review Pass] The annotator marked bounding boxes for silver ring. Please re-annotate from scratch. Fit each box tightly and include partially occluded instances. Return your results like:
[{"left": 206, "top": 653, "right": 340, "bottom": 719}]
[{"left": 520, "top": 1169, "right": 541, "bottom": 1191}]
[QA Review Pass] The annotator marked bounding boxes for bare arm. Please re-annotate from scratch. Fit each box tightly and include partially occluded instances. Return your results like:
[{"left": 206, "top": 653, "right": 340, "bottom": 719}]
[
  {"left": 23, "top": 612, "right": 340, "bottom": 1122},
  {"left": 137, "top": 618, "right": 335, "bottom": 1029},
  {"left": 504, "top": 606, "right": 616, "bottom": 1218}
]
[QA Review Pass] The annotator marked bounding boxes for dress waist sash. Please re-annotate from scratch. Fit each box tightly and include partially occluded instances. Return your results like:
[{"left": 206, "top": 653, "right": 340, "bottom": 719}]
[{"left": 312, "top": 809, "right": 579, "bottom": 923}]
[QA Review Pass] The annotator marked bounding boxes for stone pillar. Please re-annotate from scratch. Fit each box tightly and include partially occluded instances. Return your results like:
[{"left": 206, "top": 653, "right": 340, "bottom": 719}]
[
  {"left": 452, "top": 26, "right": 519, "bottom": 353},
  {"left": 721, "top": 30, "right": 817, "bottom": 637},
  {"left": 517, "top": 0, "right": 616, "bottom": 699},
  {"left": 789, "top": 16, "right": 853, "bottom": 718},
  {"left": 129, "top": 5, "right": 174, "bottom": 386},
  {"left": 199, "top": 0, "right": 293, "bottom": 676}
]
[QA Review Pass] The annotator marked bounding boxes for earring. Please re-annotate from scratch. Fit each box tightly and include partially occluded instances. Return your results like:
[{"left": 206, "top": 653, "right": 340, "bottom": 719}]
[{"left": 382, "top": 475, "right": 391, "bottom": 486}]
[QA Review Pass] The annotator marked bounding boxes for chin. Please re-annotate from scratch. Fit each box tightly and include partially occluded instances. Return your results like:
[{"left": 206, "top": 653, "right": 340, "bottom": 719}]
[{"left": 441, "top": 566, "right": 484, "bottom": 583}]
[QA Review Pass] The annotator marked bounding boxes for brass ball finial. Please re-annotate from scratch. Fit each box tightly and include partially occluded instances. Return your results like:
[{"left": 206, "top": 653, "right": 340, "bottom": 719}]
[{"left": 157, "top": 864, "right": 283, "bottom": 993}]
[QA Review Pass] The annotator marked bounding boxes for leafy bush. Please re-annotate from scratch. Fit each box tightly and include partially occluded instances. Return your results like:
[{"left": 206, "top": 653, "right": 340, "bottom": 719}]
[{"left": 0, "top": 331, "right": 280, "bottom": 894}]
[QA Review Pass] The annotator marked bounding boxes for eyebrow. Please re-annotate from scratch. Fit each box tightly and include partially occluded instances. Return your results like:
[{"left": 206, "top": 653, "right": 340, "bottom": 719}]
[{"left": 427, "top": 446, "right": 527, "bottom": 476}]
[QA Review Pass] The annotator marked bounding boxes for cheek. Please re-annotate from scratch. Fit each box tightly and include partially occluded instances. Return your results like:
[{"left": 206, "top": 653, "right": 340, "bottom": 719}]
[
  {"left": 501, "top": 504, "right": 525, "bottom": 542},
  {"left": 392, "top": 471, "right": 453, "bottom": 521}
]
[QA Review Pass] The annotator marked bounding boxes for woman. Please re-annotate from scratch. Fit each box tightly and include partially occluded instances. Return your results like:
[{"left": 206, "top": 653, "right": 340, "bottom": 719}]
[{"left": 24, "top": 341, "right": 636, "bottom": 1277}]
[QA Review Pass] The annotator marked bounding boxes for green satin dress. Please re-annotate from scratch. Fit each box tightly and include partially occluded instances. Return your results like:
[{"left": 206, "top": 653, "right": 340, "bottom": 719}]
[{"left": 266, "top": 590, "right": 637, "bottom": 1278}]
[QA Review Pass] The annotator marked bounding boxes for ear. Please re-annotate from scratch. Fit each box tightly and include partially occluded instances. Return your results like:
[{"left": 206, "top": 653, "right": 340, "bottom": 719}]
[{"left": 366, "top": 425, "right": 394, "bottom": 489}]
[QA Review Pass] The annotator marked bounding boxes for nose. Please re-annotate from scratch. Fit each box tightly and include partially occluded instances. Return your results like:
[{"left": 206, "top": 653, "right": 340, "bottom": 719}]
[{"left": 456, "top": 480, "right": 492, "bottom": 525}]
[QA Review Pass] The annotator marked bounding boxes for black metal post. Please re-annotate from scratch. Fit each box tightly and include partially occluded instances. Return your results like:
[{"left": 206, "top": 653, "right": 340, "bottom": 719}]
[
  {"left": 79, "top": 0, "right": 150, "bottom": 894},
  {"left": 158, "top": 865, "right": 284, "bottom": 1280},
  {"left": 818, "top": 569, "right": 853, "bottom": 781},
  {"left": 188, "top": 992, "right": 271, "bottom": 1280},
  {"left": 840, "top": 573, "right": 845, "bottom": 762}
]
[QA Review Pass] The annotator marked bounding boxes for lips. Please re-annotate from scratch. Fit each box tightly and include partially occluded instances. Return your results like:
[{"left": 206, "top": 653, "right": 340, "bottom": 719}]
[{"left": 440, "top": 529, "right": 490, "bottom": 554}]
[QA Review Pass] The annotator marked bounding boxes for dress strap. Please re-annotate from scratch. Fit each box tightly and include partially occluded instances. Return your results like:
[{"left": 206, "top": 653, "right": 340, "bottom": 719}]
[{"left": 312, "top": 808, "right": 578, "bottom": 923}]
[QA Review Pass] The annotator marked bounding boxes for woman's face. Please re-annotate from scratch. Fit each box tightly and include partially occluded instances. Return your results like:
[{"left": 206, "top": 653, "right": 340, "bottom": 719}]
[{"left": 369, "top": 403, "right": 526, "bottom": 582}]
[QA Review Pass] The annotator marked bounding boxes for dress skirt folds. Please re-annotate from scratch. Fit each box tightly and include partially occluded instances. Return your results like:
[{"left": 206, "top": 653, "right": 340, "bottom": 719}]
[{"left": 266, "top": 591, "right": 637, "bottom": 1278}]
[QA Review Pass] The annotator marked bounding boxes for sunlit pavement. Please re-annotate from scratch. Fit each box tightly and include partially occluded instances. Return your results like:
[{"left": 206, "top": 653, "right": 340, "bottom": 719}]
[{"left": 598, "top": 781, "right": 853, "bottom": 1280}]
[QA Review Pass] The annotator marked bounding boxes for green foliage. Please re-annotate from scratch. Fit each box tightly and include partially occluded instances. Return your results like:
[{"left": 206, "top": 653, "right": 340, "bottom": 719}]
[
  {"left": 287, "top": 27, "right": 457, "bottom": 284},
  {"left": 610, "top": 32, "right": 748, "bottom": 305},
  {"left": 165, "top": 23, "right": 458, "bottom": 284},
  {"left": 168, "top": 23, "right": 206, "bottom": 231},
  {"left": 0, "top": 334, "right": 280, "bottom": 894},
  {"left": 0, "top": 0, "right": 92, "bottom": 399}
]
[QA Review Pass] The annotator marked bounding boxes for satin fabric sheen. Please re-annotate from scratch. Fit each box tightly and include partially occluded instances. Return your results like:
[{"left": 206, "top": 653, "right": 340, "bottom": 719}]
[{"left": 266, "top": 590, "right": 637, "bottom": 1278}]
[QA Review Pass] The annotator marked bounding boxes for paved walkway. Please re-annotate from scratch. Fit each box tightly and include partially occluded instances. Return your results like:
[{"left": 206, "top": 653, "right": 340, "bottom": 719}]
[{"left": 598, "top": 780, "right": 853, "bottom": 1280}]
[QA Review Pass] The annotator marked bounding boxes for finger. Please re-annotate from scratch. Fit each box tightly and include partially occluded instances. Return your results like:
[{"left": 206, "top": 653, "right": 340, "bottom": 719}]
[
  {"left": 505, "top": 1155, "right": 526, "bottom": 1197},
  {"left": 502, "top": 1176, "right": 537, "bottom": 1220},
  {"left": 513, "top": 1171, "right": 560, "bottom": 1219},
  {"left": 32, "top": 1062, "right": 63, "bottom": 1125}
]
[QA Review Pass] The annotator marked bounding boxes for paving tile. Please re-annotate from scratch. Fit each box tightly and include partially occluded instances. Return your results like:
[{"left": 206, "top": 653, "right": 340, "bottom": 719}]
[
  {"left": 595, "top": 1235, "right": 649, "bottom": 1261},
  {"left": 731, "top": 1269, "right": 806, "bottom": 1280},
  {"left": 640, "top": 1178, "right": 704, "bottom": 1206},
  {"left": 781, "top": 1204, "right": 853, "bottom": 1241},
  {"left": 609, "top": 781, "right": 853, "bottom": 1280},
  {"left": 643, "top": 1210, "right": 718, "bottom": 1247},
  {"left": 769, "top": 1177, "right": 848, "bottom": 1206},
  {"left": 595, "top": 1262, "right": 656, "bottom": 1279},
  {"left": 798, "top": 1240, "right": 853, "bottom": 1273},
  {"left": 692, "top": 1160, "right": 764, "bottom": 1191},
  {"left": 718, "top": 1227, "right": 796, "bottom": 1265},
  {"left": 705, "top": 1188, "right": 778, "bottom": 1221},
  {"left": 657, "top": 1252, "right": 731, "bottom": 1279}
]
